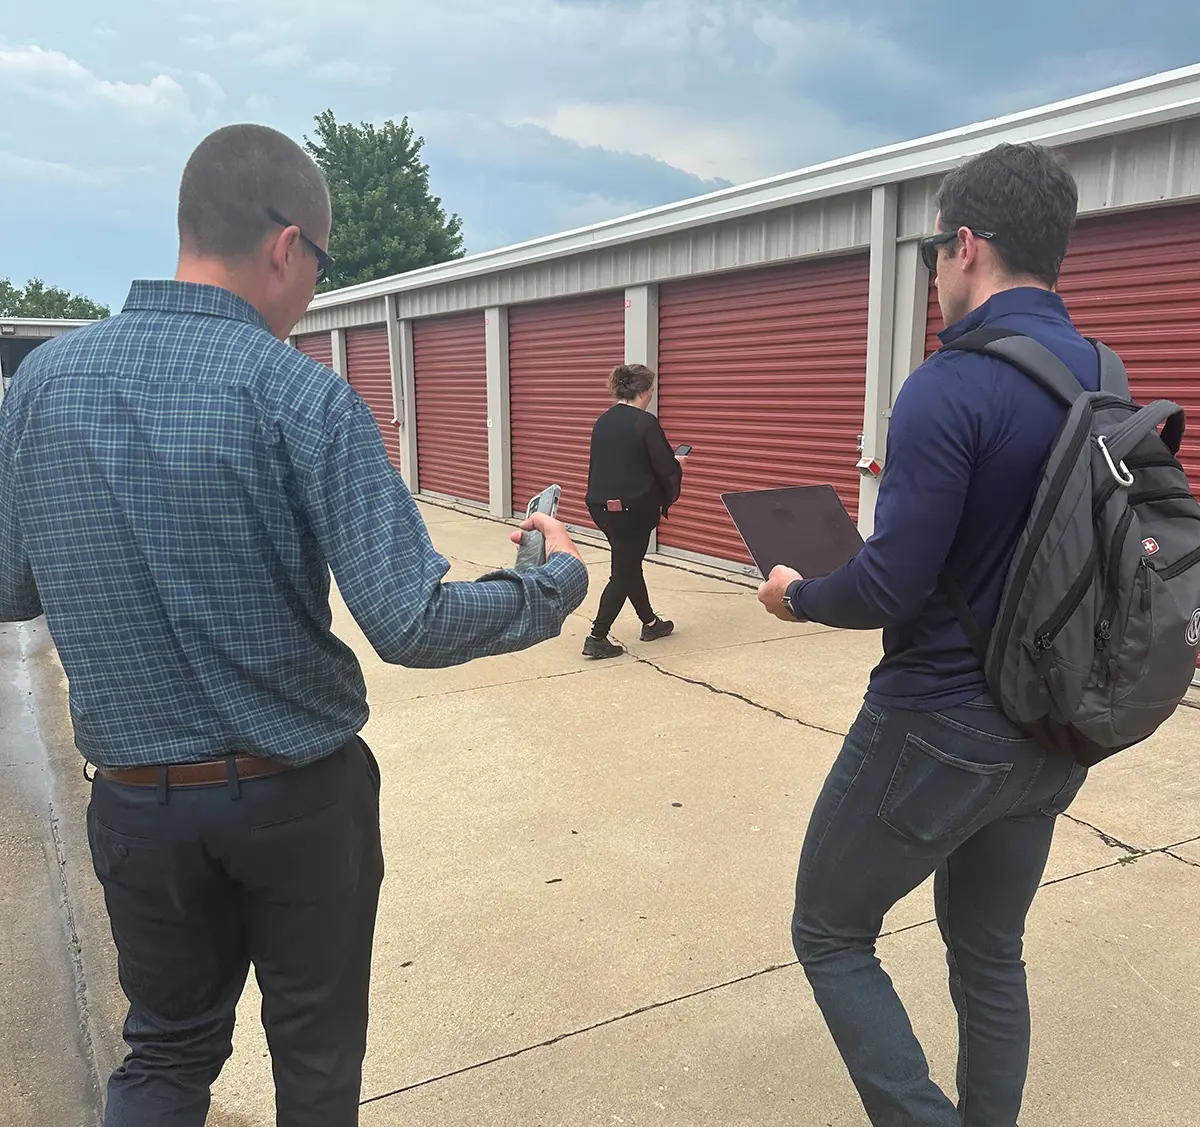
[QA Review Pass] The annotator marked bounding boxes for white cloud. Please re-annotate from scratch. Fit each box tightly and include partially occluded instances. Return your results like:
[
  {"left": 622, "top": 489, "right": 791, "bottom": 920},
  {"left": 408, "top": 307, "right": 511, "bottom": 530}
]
[
  {"left": 0, "top": 45, "right": 191, "bottom": 123},
  {"left": 314, "top": 60, "right": 392, "bottom": 86},
  {"left": 526, "top": 97, "right": 886, "bottom": 185},
  {"left": 526, "top": 102, "right": 776, "bottom": 183},
  {"left": 181, "top": 33, "right": 219, "bottom": 52},
  {"left": 257, "top": 44, "right": 308, "bottom": 68},
  {"left": 0, "top": 149, "right": 125, "bottom": 186}
]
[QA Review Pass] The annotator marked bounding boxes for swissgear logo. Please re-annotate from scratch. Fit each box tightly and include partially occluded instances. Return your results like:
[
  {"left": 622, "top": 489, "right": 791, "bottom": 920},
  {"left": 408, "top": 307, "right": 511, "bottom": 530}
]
[
  {"left": 1143, "top": 538, "right": 1160, "bottom": 556},
  {"left": 1187, "top": 610, "right": 1200, "bottom": 649}
]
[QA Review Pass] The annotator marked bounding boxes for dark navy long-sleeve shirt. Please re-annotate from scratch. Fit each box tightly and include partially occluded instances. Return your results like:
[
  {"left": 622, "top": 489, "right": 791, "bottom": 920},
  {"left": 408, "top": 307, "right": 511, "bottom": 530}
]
[{"left": 789, "top": 287, "right": 1100, "bottom": 710}]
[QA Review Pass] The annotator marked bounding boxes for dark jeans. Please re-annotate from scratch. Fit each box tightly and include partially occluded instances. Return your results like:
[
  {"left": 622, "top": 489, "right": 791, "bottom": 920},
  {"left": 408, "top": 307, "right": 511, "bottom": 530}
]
[
  {"left": 589, "top": 504, "right": 660, "bottom": 637},
  {"left": 88, "top": 739, "right": 385, "bottom": 1127},
  {"left": 792, "top": 698, "right": 1087, "bottom": 1127}
]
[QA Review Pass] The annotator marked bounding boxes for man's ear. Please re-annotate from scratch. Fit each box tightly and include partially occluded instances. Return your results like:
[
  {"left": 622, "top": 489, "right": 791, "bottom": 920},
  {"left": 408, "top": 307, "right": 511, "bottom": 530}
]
[{"left": 267, "top": 225, "right": 298, "bottom": 278}]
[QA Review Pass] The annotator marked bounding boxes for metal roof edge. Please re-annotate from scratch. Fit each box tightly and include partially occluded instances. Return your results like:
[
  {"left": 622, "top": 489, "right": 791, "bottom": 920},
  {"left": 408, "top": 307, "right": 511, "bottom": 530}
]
[
  {"left": 0, "top": 317, "right": 98, "bottom": 328},
  {"left": 306, "top": 62, "right": 1200, "bottom": 312}
]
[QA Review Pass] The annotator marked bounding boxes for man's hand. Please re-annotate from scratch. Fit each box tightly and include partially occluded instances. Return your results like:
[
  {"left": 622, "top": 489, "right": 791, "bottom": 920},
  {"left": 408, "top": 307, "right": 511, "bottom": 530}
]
[
  {"left": 757, "top": 564, "right": 803, "bottom": 621},
  {"left": 510, "top": 513, "right": 584, "bottom": 564},
  {"left": 675, "top": 454, "right": 688, "bottom": 467}
]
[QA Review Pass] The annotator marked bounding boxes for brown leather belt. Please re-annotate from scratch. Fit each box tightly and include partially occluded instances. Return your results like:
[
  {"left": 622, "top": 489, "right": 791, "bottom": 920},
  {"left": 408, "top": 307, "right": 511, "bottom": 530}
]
[{"left": 98, "top": 754, "right": 293, "bottom": 788}]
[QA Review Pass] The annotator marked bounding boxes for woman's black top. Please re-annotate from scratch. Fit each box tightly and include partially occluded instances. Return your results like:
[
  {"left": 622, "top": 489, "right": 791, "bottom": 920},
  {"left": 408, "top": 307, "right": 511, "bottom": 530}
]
[{"left": 585, "top": 404, "right": 683, "bottom": 515}]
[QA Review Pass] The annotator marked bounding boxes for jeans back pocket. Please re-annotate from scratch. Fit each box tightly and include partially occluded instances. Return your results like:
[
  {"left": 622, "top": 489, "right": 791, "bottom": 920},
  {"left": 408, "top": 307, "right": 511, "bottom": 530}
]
[{"left": 879, "top": 734, "right": 1013, "bottom": 845}]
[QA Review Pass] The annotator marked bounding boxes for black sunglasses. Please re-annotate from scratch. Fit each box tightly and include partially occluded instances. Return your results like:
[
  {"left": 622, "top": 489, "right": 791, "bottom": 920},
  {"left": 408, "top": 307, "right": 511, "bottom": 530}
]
[
  {"left": 267, "top": 207, "right": 333, "bottom": 284},
  {"left": 919, "top": 228, "right": 996, "bottom": 273}
]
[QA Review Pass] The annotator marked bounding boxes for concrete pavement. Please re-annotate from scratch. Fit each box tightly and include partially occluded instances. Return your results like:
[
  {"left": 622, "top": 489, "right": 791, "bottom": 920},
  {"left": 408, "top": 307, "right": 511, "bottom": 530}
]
[{"left": 5, "top": 498, "right": 1199, "bottom": 1125}]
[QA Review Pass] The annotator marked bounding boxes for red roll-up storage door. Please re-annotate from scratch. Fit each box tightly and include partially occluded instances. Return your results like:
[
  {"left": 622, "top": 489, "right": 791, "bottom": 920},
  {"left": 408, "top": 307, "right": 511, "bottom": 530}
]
[
  {"left": 656, "top": 256, "right": 871, "bottom": 564},
  {"left": 295, "top": 332, "right": 333, "bottom": 368},
  {"left": 508, "top": 294, "right": 626, "bottom": 527},
  {"left": 345, "top": 325, "right": 400, "bottom": 470},
  {"left": 412, "top": 313, "right": 489, "bottom": 505},
  {"left": 925, "top": 203, "right": 1200, "bottom": 488}
]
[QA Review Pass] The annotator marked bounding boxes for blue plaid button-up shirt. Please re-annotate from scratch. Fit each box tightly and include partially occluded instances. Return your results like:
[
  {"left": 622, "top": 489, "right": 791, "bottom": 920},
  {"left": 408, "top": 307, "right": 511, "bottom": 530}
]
[{"left": 0, "top": 281, "right": 588, "bottom": 769}]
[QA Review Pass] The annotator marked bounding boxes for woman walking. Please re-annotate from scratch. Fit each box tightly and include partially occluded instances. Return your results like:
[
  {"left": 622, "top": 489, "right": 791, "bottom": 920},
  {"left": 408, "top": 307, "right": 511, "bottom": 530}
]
[{"left": 583, "top": 363, "right": 685, "bottom": 659}]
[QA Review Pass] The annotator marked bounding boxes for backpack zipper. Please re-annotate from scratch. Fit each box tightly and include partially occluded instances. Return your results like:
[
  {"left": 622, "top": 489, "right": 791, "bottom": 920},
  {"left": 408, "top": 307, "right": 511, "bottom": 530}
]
[
  {"left": 1157, "top": 544, "right": 1200, "bottom": 581},
  {"left": 1094, "top": 508, "right": 1136, "bottom": 680},
  {"left": 1032, "top": 542, "right": 1099, "bottom": 654},
  {"left": 991, "top": 412, "right": 1094, "bottom": 680}
]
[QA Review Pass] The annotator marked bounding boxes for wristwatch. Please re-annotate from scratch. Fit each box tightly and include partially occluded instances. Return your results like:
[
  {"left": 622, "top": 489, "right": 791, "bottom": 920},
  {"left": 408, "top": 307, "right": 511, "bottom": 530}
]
[{"left": 781, "top": 578, "right": 809, "bottom": 622}]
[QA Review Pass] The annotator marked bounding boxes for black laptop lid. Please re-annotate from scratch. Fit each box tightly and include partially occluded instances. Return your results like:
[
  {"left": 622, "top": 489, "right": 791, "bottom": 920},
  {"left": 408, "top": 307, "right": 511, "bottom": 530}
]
[{"left": 721, "top": 484, "right": 864, "bottom": 577}]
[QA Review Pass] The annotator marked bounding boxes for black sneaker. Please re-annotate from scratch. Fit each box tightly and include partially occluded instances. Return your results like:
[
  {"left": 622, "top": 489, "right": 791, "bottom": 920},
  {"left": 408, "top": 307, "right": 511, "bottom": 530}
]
[
  {"left": 583, "top": 635, "right": 625, "bottom": 660},
  {"left": 640, "top": 618, "right": 675, "bottom": 642}
]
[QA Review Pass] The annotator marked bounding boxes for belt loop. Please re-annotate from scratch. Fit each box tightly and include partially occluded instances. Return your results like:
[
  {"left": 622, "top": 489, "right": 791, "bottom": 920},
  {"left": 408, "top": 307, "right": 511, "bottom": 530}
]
[
  {"left": 225, "top": 755, "right": 242, "bottom": 800},
  {"left": 156, "top": 766, "right": 169, "bottom": 806}
]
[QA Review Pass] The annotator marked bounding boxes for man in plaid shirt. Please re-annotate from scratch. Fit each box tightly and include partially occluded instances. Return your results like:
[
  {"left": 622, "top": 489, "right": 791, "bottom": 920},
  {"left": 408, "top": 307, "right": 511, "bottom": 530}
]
[{"left": 0, "top": 124, "right": 587, "bottom": 1127}]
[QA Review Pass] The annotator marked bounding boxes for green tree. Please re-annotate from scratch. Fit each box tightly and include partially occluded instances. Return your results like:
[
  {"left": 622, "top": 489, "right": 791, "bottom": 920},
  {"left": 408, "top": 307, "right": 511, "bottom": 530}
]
[
  {"left": 305, "top": 110, "right": 465, "bottom": 291},
  {"left": 0, "top": 278, "right": 110, "bottom": 319}
]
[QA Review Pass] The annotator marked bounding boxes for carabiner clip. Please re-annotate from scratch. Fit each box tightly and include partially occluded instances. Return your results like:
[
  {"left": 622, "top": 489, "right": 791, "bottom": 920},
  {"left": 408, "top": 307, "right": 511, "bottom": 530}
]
[{"left": 1097, "top": 435, "right": 1134, "bottom": 487}]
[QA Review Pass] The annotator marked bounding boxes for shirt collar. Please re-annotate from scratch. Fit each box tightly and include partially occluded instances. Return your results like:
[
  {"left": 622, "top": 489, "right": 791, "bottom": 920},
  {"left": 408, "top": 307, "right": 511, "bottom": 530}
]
[
  {"left": 122, "top": 280, "right": 272, "bottom": 333},
  {"left": 939, "top": 286, "right": 1070, "bottom": 345}
]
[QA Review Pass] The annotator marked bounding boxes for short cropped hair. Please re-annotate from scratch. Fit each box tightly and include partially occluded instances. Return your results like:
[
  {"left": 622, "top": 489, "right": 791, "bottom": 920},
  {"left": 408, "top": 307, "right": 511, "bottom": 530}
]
[
  {"left": 178, "top": 124, "right": 330, "bottom": 260},
  {"left": 609, "top": 363, "right": 656, "bottom": 401},
  {"left": 935, "top": 142, "right": 1079, "bottom": 287}
]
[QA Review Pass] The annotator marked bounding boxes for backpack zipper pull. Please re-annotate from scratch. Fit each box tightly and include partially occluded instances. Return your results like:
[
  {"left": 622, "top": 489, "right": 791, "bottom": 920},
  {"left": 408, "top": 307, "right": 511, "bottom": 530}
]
[{"left": 1140, "top": 560, "right": 1152, "bottom": 611}]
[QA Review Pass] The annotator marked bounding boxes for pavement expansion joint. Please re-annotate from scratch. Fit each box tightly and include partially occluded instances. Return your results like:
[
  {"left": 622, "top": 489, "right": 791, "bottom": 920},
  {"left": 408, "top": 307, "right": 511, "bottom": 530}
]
[
  {"left": 357, "top": 958, "right": 799, "bottom": 1109},
  {"left": 49, "top": 798, "right": 102, "bottom": 1103}
]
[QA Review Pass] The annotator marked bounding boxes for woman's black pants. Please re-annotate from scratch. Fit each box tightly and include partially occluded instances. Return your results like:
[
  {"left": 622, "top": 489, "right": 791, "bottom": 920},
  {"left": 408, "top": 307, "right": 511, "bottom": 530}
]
[{"left": 588, "top": 504, "right": 659, "bottom": 638}]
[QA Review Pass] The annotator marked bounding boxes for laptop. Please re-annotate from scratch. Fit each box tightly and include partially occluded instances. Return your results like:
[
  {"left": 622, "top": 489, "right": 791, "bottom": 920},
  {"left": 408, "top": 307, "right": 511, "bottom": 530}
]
[{"left": 721, "top": 484, "right": 864, "bottom": 578}]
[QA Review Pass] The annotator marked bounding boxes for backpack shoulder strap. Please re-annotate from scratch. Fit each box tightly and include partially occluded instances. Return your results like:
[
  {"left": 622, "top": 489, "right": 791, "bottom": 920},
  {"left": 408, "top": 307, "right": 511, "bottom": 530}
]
[
  {"left": 939, "top": 326, "right": 1085, "bottom": 408},
  {"left": 1089, "top": 338, "right": 1131, "bottom": 397}
]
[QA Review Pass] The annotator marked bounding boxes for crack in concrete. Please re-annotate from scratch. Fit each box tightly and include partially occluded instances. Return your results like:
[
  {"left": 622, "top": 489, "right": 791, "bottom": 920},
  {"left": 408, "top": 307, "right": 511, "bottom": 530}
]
[
  {"left": 1059, "top": 813, "right": 1141, "bottom": 854},
  {"left": 629, "top": 654, "right": 847, "bottom": 739},
  {"left": 1165, "top": 850, "right": 1200, "bottom": 868}
]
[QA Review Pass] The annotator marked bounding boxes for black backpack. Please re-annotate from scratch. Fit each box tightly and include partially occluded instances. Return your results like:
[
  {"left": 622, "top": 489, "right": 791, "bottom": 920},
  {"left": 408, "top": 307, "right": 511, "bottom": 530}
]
[{"left": 940, "top": 328, "right": 1200, "bottom": 766}]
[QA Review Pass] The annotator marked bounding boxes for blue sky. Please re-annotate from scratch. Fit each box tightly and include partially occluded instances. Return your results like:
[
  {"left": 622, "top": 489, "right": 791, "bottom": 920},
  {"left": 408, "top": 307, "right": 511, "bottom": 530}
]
[{"left": 0, "top": 1, "right": 1192, "bottom": 313}]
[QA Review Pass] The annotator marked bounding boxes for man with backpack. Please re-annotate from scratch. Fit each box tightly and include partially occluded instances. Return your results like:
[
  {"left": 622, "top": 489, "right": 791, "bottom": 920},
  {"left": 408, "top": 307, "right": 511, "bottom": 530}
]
[{"left": 757, "top": 141, "right": 1200, "bottom": 1125}]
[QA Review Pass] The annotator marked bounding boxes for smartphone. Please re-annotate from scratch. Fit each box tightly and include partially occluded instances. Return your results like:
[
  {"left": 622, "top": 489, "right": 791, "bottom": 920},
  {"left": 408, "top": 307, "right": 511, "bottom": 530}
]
[
  {"left": 514, "top": 485, "right": 562, "bottom": 571},
  {"left": 674, "top": 444, "right": 693, "bottom": 457}
]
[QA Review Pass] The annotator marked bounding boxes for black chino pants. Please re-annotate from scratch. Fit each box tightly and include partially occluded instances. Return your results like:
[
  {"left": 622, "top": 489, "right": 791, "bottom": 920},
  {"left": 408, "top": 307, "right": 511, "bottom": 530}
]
[{"left": 88, "top": 738, "right": 384, "bottom": 1127}]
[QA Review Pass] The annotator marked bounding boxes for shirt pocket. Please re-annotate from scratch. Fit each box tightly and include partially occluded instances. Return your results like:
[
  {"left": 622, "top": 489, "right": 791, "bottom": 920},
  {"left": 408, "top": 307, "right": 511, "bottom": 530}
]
[{"left": 878, "top": 733, "right": 1013, "bottom": 846}]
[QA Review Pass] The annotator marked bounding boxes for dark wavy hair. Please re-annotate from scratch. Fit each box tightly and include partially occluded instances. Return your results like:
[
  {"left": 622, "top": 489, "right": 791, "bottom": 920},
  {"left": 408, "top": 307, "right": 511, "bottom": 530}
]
[{"left": 935, "top": 142, "right": 1079, "bottom": 286}]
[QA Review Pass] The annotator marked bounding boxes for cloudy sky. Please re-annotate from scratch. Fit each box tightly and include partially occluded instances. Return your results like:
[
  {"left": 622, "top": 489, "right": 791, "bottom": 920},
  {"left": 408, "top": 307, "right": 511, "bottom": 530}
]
[{"left": 1, "top": 1, "right": 1192, "bottom": 312}]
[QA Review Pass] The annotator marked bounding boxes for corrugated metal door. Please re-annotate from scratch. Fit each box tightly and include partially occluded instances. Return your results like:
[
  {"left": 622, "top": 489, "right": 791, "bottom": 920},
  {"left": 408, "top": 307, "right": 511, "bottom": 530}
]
[
  {"left": 925, "top": 203, "right": 1200, "bottom": 486},
  {"left": 656, "top": 256, "right": 871, "bottom": 564},
  {"left": 413, "top": 313, "right": 489, "bottom": 505},
  {"left": 1057, "top": 204, "right": 1200, "bottom": 486},
  {"left": 508, "top": 294, "right": 626, "bottom": 527},
  {"left": 295, "top": 331, "right": 333, "bottom": 368},
  {"left": 345, "top": 325, "right": 400, "bottom": 470}
]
